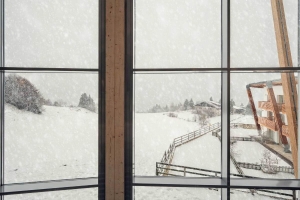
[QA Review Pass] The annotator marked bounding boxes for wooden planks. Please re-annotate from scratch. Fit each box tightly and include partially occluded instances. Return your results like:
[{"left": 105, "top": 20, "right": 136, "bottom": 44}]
[
  {"left": 266, "top": 83, "right": 288, "bottom": 145},
  {"left": 106, "top": 0, "right": 125, "bottom": 199},
  {"left": 246, "top": 86, "right": 262, "bottom": 134},
  {"left": 271, "top": 0, "right": 298, "bottom": 178}
]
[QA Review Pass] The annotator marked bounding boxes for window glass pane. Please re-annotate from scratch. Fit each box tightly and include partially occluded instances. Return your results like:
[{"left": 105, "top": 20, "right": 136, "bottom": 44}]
[
  {"left": 135, "top": 1, "right": 221, "bottom": 69},
  {"left": 230, "top": 71, "right": 298, "bottom": 179},
  {"left": 5, "top": 72, "right": 98, "bottom": 183},
  {"left": 5, "top": 0, "right": 98, "bottom": 68},
  {"left": 134, "top": 187, "right": 220, "bottom": 199},
  {"left": 4, "top": 188, "right": 98, "bottom": 200},
  {"left": 231, "top": 0, "right": 298, "bottom": 68},
  {"left": 231, "top": 189, "right": 297, "bottom": 199},
  {"left": 134, "top": 73, "right": 222, "bottom": 177}
]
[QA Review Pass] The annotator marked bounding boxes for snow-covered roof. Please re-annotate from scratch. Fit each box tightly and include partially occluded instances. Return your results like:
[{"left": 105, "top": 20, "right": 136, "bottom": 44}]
[
  {"left": 195, "top": 101, "right": 221, "bottom": 108},
  {"left": 233, "top": 105, "right": 245, "bottom": 110}
]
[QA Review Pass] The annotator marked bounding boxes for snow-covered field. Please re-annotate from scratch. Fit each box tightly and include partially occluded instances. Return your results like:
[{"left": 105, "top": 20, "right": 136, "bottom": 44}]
[
  {"left": 231, "top": 128, "right": 259, "bottom": 138},
  {"left": 5, "top": 106, "right": 295, "bottom": 199},
  {"left": 134, "top": 112, "right": 199, "bottom": 176},
  {"left": 135, "top": 111, "right": 295, "bottom": 199},
  {"left": 5, "top": 104, "right": 98, "bottom": 184}
]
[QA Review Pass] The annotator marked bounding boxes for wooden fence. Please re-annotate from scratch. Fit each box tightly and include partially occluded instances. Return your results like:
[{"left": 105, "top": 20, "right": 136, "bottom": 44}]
[
  {"left": 158, "top": 122, "right": 221, "bottom": 175},
  {"left": 156, "top": 162, "right": 293, "bottom": 199},
  {"left": 174, "top": 122, "right": 221, "bottom": 147},
  {"left": 237, "top": 162, "right": 294, "bottom": 174}
]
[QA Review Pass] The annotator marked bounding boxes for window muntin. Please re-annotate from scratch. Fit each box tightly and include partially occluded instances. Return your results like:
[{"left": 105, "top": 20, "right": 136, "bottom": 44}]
[
  {"left": 4, "top": 188, "right": 98, "bottom": 200},
  {"left": 134, "top": 187, "right": 221, "bottom": 200}
]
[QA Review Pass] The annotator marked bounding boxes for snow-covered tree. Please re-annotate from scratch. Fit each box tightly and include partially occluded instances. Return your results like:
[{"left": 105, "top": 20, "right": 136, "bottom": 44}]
[
  {"left": 5, "top": 74, "right": 44, "bottom": 114},
  {"left": 164, "top": 105, "right": 169, "bottom": 112},
  {"left": 170, "top": 103, "right": 176, "bottom": 111},
  {"left": 183, "top": 99, "right": 189, "bottom": 110},
  {"left": 245, "top": 102, "right": 253, "bottom": 115},
  {"left": 189, "top": 98, "right": 194, "bottom": 109},
  {"left": 260, "top": 150, "right": 278, "bottom": 174},
  {"left": 210, "top": 97, "right": 213, "bottom": 101},
  {"left": 230, "top": 99, "right": 236, "bottom": 114},
  {"left": 198, "top": 111, "right": 208, "bottom": 127},
  {"left": 78, "top": 93, "right": 96, "bottom": 112}
]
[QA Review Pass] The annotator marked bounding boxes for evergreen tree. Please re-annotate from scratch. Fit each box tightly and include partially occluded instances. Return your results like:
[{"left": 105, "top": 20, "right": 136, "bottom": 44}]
[
  {"left": 245, "top": 102, "right": 253, "bottom": 115},
  {"left": 210, "top": 97, "right": 213, "bottom": 101},
  {"left": 189, "top": 98, "right": 195, "bottom": 109},
  {"left": 230, "top": 99, "right": 236, "bottom": 114},
  {"left": 240, "top": 103, "right": 244, "bottom": 107},
  {"left": 170, "top": 103, "right": 176, "bottom": 111},
  {"left": 183, "top": 99, "right": 189, "bottom": 110},
  {"left": 78, "top": 93, "right": 96, "bottom": 112}
]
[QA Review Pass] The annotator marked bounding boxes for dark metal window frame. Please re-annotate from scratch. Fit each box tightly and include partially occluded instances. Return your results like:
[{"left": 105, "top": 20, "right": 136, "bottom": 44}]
[
  {"left": 0, "top": 0, "right": 105, "bottom": 199},
  {"left": 125, "top": 0, "right": 300, "bottom": 199}
]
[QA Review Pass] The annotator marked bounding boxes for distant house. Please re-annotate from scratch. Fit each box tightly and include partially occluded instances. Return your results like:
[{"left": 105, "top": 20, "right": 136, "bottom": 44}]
[
  {"left": 232, "top": 105, "right": 245, "bottom": 114},
  {"left": 195, "top": 101, "right": 221, "bottom": 109}
]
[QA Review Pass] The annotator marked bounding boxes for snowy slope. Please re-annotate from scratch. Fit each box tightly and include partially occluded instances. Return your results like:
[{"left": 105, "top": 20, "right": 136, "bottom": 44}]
[
  {"left": 134, "top": 112, "right": 200, "bottom": 176},
  {"left": 5, "top": 104, "right": 98, "bottom": 184}
]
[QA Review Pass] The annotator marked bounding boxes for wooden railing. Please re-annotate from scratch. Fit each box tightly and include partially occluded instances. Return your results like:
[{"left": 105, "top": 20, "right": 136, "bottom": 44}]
[
  {"left": 282, "top": 125, "right": 289, "bottom": 137},
  {"left": 158, "top": 122, "right": 221, "bottom": 175},
  {"left": 237, "top": 162, "right": 294, "bottom": 174},
  {"left": 258, "top": 117, "right": 277, "bottom": 131},
  {"left": 155, "top": 162, "right": 293, "bottom": 198},
  {"left": 258, "top": 101, "right": 285, "bottom": 113},
  {"left": 230, "top": 137, "right": 254, "bottom": 142},
  {"left": 174, "top": 122, "right": 221, "bottom": 147}
]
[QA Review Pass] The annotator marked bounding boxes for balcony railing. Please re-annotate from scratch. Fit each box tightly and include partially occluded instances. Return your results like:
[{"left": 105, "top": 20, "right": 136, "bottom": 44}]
[
  {"left": 258, "top": 117, "right": 277, "bottom": 131},
  {"left": 282, "top": 125, "right": 289, "bottom": 137},
  {"left": 258, "top": 101, "right": 285, "bottom": 113}
]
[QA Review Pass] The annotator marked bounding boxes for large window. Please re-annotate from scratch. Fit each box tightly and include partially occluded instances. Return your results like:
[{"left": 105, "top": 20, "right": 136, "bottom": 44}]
[
  {"left": 130, "top": 0, "right": 300, "bottom": 199},
  {"left": 0, "top": 0, "right": 104, "bottom": 199}
]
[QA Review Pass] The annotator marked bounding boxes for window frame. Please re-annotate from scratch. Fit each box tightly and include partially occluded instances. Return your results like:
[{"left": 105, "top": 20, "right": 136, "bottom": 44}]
[
  {"left": 126, "top": 0, "right": 300, "bottom": 199},
  {"left": 0, "top": 0, "right": 105, "bottom": 199}
]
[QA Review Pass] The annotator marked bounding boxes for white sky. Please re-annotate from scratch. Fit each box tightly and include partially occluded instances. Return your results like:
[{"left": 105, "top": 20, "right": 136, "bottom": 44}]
[
  {"left": 134, "top": 0, "right": 298, "bottom": 111},
  {"left": 3, "top": 0, "right": 299, "bottom": 109}
]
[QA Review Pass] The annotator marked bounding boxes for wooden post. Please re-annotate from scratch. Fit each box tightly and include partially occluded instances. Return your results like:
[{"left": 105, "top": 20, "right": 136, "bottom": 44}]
[
  {"left": 246, "top": 85, "right": 262, "bottom": 135},
  {"left": 266, "top": 82, "right": 288, "bottom": 145},
  {"left": 271, "top": 0, "right": 298, "bottom": 178},
  {"left": 106, "top": 0, "right": 125, "bottom": 198}
]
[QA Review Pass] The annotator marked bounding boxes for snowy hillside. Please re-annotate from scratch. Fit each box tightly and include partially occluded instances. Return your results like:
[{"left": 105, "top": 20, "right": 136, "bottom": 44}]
[{"left": 5, "top": 104, "right": 98, "bottom": 184}]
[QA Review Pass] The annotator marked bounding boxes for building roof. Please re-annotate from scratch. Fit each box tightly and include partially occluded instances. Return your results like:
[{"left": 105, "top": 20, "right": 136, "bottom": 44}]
[{"left": 247, "top": 76, "right": 298, "bottom": 88}]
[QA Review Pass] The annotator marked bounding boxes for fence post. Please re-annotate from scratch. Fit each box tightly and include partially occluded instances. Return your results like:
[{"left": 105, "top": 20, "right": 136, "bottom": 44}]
[
  {"left": 156, "top": 162, "right": 158, "bottom": 176},
  {"left": 184, "top": 167, "right": 186, "bottom": 176}
]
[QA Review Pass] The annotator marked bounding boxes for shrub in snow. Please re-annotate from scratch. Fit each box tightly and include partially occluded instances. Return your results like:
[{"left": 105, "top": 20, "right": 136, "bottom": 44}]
[
  {"left": 260, "top": 150, "right": 278, "bottom": 174},
  {"left": 78, "top": 93, "right": 96, "bottom": 112},
  {"left": 167, "top": 112, "right": 177, "bottom": 118},
  {"left": 5, "top": 74, "right": 43, "bottom": 114},
  {"left": 53, "top": 99, "right": 67, "bottom": 107}
]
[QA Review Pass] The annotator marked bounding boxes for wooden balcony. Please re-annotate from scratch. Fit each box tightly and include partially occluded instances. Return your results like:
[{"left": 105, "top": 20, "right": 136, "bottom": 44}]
[
  {"left": 258, "top": 101, "right": 285, "bottom": 113},
  {"left": 258, "top": 117, "right": 277, "bottom": 131},
  {"left": 282, "top": 125, "right": 289, "bottom": 137}
]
